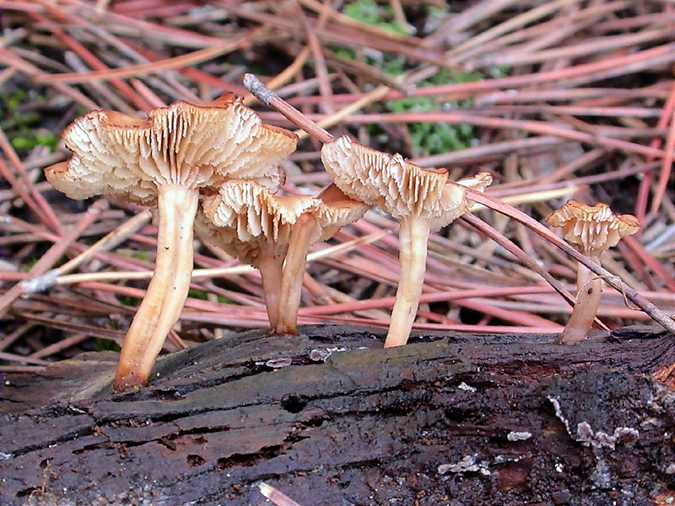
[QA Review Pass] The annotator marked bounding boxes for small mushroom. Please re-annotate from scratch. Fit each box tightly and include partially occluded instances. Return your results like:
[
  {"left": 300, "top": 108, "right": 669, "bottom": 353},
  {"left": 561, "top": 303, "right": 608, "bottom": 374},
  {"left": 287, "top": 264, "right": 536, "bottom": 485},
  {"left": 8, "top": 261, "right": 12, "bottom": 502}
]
[
  {"left": 546, "top": 201, "right": 639, "bottom": 344},
  {"left": 198, "top": 181, "right": 319, "bottom": 330},
  {"left": 321, "top": 136, "right": 491, "bottom": 348},
  {"left": 276, "top": 184, "right": 369, "bottom": 335},
  {"left": 46, "top": 97, "right": 296, "bottom": 390}
]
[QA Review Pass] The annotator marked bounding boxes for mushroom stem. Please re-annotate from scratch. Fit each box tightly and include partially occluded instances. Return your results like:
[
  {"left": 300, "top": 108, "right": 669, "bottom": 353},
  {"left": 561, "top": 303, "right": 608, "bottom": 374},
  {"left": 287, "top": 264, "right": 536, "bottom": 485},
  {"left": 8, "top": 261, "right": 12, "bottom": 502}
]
[
  {"left": 114, "top": 184, "right": 198, "bottom": 391},
  {"left": 258, "top": 243, "right": 284, "bottom": 329},
  {"left": 384, "top": 216, "right": 430, "bottom": 348},
  {"left": 276, "top": 215, "right": 319, "bottom": 335},
  {"left": 561, "top": 260, "right": 603, "bottom": 345}
]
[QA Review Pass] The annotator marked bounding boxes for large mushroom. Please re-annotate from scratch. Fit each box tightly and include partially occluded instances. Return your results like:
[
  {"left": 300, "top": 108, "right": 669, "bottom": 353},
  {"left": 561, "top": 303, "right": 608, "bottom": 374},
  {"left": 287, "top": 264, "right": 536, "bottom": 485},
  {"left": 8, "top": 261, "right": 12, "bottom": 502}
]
[
  {"left": 546, "top": 201, "right": 639, "bottom": 344},
  {"left": 321, "top": 135, "right": 491, "bottom": 348},
  {"left": 197, "top": 181, "right": 319, "bottom": 331},
  {"left": 46, "top": 97, "right": 297, "bottom": 390},
  {"left": 276, "top": 184, "right": 369, "bottom": 335}
]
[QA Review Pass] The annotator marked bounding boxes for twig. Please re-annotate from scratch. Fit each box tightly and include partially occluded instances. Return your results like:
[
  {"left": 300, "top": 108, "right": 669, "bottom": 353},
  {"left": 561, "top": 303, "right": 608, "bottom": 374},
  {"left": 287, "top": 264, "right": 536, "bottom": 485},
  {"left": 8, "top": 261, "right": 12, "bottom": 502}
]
[{"left": 0, "top": 200, "right": 108, "bottom": 316}]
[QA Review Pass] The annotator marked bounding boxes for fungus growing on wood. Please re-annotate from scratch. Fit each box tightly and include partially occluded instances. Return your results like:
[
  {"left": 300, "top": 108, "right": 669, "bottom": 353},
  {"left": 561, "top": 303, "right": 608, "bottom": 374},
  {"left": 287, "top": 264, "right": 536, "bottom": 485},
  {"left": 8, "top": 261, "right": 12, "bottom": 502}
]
[
  {"left": 46, "top": 97, "right": 296, "bottom": 390},
  {"left": 321, "top": 135, "right": 491, "bottom": 348},
  {"left": 276, "top": 184, "right": 368, "bottom": 335},
  {"left": 546, "top": 201, "right": 639, "bottom": 344},
  {"left": 197, "top": 181, "right": 318, "bottom": 331}
]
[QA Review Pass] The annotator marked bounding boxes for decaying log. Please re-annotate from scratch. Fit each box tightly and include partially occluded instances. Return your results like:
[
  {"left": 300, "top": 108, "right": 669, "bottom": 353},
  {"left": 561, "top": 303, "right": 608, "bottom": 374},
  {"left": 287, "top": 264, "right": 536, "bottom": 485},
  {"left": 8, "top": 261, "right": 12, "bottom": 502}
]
[{"left": 1, "top": 325, "right": 674, "bottom": 505}]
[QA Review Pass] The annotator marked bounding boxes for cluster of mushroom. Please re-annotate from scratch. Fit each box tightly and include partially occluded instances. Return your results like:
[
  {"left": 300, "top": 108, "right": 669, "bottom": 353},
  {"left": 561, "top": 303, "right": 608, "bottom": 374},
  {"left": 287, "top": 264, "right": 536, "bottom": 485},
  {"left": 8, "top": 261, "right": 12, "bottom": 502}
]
[
  {"left": 46, "top": 92, "right": 637, "bottom": 391},
  {"left": 46, "top": 95, "right": 496, "bottom": 390},
  {"left": 46, "top": 96, "right": 369, "bottom": 391}
]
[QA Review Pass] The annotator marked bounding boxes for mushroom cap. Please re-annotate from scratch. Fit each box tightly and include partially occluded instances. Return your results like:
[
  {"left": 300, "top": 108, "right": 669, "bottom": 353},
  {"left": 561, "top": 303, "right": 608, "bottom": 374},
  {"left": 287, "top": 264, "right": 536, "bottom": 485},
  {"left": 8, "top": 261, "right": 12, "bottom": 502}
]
[
  {"left": 46, "top": 96, "right": 297, "bottom": 204},
  {"left": 546, "top": 200, "right": 639, "bottom": 255},
  {"left": 199, "top": 181, "right": 319, "bottom": 266},
  {"left": 321, "top": 135, "right": 491, "bottom": 229},
  {"left": 314, "top": 184, "right": 369, "bottom": 241}
]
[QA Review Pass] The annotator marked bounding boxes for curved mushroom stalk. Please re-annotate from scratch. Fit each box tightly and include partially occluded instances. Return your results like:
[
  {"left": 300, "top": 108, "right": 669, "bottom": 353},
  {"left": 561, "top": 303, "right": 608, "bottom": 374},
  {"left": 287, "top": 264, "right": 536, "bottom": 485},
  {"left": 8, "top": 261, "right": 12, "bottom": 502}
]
[
  {"left": 114, "top": 184, "right": 197, "bottom": 391},
  {"left": 258, "top": 242, "right": 285, "bottom": 329},
  {"left": 384, "top": 216, "right": 430, "bottom": 348},
  {"left": 561, "top": 262, "right": 602, "bottom": 345},
  {"left": 276, "top": 215, "right": 320, "bottom": 335}
]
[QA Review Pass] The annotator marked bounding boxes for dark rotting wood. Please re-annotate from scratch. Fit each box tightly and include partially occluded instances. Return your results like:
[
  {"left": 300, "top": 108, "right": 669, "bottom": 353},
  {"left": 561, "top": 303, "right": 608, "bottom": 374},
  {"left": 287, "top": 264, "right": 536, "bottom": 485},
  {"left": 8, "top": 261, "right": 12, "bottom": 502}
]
[{"left": 1, "top": 325, "right": 673, "bottom": 505}]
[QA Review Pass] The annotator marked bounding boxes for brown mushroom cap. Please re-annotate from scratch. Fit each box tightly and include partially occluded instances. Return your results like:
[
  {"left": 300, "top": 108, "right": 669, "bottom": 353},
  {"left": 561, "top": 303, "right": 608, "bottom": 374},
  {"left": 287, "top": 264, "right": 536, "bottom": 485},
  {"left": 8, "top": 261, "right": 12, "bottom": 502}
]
[
  {"left": 199, "top": 182, "right": 369, "bottom": 265},
  {"left": 546, "top": 200, "right": 639, "bottom": 255},
  {"left": 314, "top": 184, "right": 369, "bottom": 241},
  {"left": 198, "top": 181, "right": 319, "bottom": 266},
  {"left": 46, "top": 97, "right": 297, "bottom": 204},
  {"left": 321, "top": 135, "right": 491, "bottom": 229}
]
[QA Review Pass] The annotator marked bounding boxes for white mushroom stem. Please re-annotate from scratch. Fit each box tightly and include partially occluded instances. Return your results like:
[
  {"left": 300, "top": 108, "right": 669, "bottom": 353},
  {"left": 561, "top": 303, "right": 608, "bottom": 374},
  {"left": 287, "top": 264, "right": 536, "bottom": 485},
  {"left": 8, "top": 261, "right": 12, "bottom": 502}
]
[
  {"left": 384, "top": 216, "right": 430, "bottom": 348},
  {"left": 258, "top": 242, "right": 284, "bottom": 329},
  {"left": 276, "top": 215, "right": 319, "bottom": 335},
  {"left": 561, "top": 259, "right": 603, "bottom": 345},
  {"left": 114, "top": 184, "right": 198, "bottom": 391}
]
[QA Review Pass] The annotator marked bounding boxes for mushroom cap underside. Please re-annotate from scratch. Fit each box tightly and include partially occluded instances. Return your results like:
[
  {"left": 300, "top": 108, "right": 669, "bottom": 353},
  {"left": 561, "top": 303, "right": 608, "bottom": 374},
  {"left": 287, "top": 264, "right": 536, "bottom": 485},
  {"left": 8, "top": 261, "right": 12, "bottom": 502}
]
[
  {"left": 321, "top": 136, "right": 491, "bottom": 229},
  {"left": 195, "top": 214, "right": 290, "bottom": 268},
  {"left": 46, "top": 98, "right": 297, "bottom": 203},
  {"left": 546, "top": 200, "right": 639, "bottom": 254},
  {"left": 199, "top": 181, "right": 320, "bottom": 267},
  {"left": 315, "top": 184, "right": 369, "bottom": 239},
  {"left": 199, "top": 181, "right": 369, "bottom": 263}
]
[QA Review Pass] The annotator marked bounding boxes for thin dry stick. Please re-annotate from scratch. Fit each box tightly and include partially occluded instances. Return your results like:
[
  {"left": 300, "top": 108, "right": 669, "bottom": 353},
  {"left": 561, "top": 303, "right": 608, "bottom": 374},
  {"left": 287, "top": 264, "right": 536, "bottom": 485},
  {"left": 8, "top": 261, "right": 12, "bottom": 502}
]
[
  {"left": 424, "top": 0, "right": 517, "bottom": 49},
  {"left": 22, "top": 210, "right": 153, "bottom": 293},
  {"left": 38, "top": 32, "right": 258, "bottom": 83},
  {"left": 0, "top": 128, "right": 61, "bottom": 232},
  {"left": 447, "top": 0, "right": 580, "bottom": 58},
  {"left": 296, "top": 0, "right": 334, "bottom": 114},
  {"left": 52, "top": 231, "right": 388, "bottom": 286},
  {"left": 0, "top": 200, "right": 108, "bottom": 316},
  {"left": 244, "top": 74, "right": 335, "bottom": 143},
  {"left": 651, "top": 106, "right": 675, "bottom": 215},
  {"left": 0, "top": 350, "right": 49, "bottom": 366},
  {"left": 0, "top": 323, "right": 34, "bottom": 352}
]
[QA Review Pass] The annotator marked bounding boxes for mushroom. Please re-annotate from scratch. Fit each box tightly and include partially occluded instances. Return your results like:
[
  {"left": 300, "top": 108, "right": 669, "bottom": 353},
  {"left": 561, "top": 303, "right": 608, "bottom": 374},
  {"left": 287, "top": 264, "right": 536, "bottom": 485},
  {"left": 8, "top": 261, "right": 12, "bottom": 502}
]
[
  {"left": 197, "top": 181, "right": 319, "bottom": 331},
  {"left": 45, "top": 97, "right": 297, "bottom": 390},
  {"left": 546, "top": 201, "right": 639, "bottom": 344},
  {"left": 321, "top": 135, "right": 491, "bottom": 348},
  {"left": 276, "top": 183, "right": 369, "bottom": 335}
]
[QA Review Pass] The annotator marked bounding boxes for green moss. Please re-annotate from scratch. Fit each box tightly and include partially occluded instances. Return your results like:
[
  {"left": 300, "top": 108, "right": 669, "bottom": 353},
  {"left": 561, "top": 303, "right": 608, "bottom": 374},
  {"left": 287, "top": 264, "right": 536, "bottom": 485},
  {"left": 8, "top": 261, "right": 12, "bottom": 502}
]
[
  {"left": 118, "top": 295, "right": 138, "bottom": 307},
  {"left": 332, "top": 47, "right": 357, "bottom": 62},
  {"left": 131, "top": 250, "right": 152, "bottom": 262},
  {"left": 1, "top": 90, "right": 57, "bottom": 154},
  {"left": 94, "top": 339, "right": 121, "bottom": 352},
  {"left": 343, "top": 0, "right": 406, "bottom": 36},
  {"left": 20, "top": 258, "right": 39, "bottom": 272},
  {"left": 384, "top": 69, "right": 483, "bottom": 157},
  {"left": 188, "top": 288, "right": 209, "bottom": 301}
]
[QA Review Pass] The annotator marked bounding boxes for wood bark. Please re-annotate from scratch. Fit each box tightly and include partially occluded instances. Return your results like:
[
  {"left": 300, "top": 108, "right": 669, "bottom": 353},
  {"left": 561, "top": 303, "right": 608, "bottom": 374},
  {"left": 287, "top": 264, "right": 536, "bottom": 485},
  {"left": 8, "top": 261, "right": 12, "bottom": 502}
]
[{"left": 1, "top": 326, "right": 673, "bottom": 505}]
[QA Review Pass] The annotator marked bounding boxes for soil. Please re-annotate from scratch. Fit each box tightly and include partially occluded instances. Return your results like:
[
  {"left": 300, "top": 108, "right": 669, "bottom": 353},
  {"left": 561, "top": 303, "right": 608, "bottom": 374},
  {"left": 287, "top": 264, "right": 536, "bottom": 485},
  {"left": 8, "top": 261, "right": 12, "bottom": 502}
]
[{"left": 0, "top": 325, "right": 673, "bottom": 506}]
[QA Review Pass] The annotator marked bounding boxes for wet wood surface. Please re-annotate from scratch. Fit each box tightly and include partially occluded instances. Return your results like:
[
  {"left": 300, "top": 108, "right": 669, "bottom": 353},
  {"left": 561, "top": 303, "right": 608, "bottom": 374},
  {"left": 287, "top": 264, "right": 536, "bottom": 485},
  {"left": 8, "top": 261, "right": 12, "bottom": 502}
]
[{"left": 1, "top": 325, "right": 673, "bottom": 505}]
